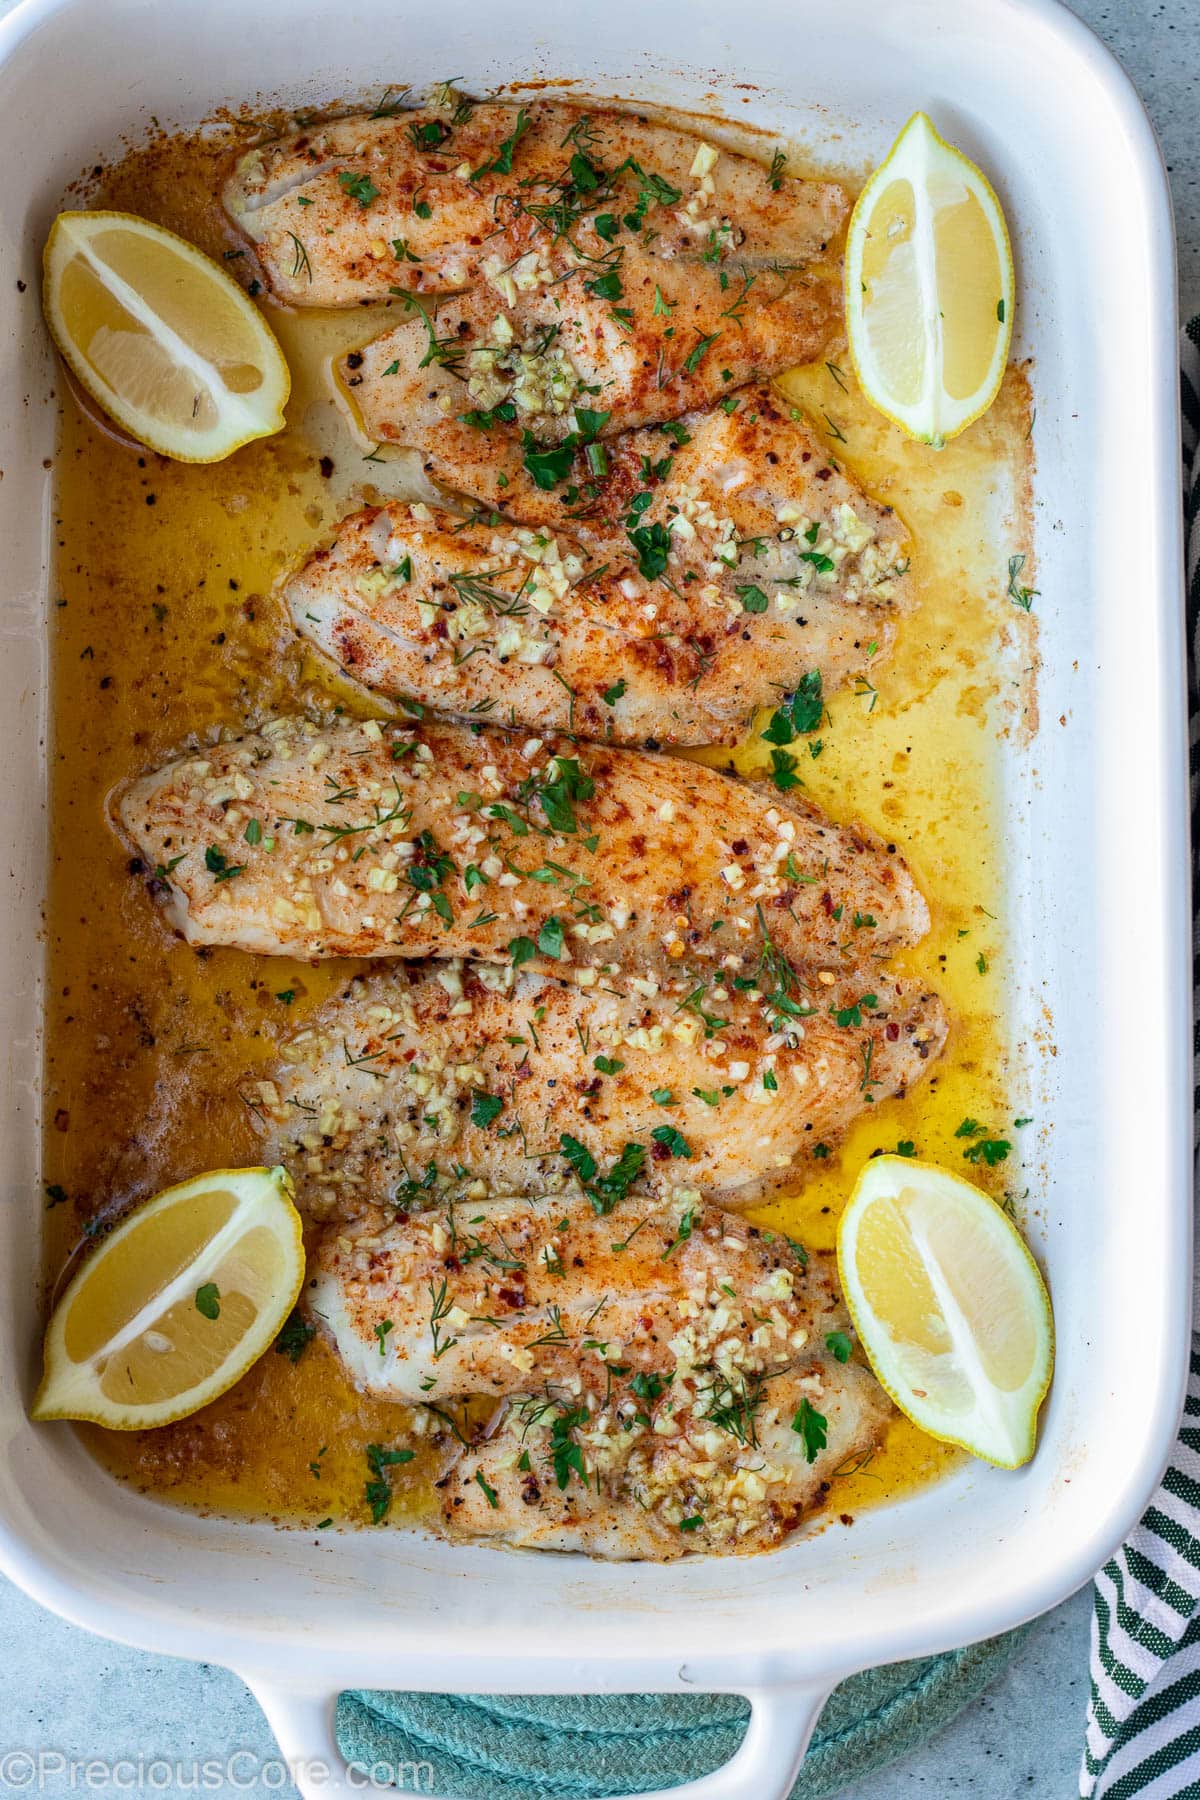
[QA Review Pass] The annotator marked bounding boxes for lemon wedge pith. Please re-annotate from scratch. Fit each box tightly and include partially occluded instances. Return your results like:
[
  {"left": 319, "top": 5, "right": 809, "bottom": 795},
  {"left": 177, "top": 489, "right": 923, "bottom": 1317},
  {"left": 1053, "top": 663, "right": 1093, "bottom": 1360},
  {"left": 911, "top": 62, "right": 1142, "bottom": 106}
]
[
  {"left": 43, "top": 210, "right": 290, "bottom": 463},
  {"left": 33, "top": 1166, "right": 304, "bottom": 1431},
  {"left": 838, "top": 1156, "right": 1053, "bottom": 1467},
  {"left": 845, "top": 112, "right": 1014, "bottom": 446}
]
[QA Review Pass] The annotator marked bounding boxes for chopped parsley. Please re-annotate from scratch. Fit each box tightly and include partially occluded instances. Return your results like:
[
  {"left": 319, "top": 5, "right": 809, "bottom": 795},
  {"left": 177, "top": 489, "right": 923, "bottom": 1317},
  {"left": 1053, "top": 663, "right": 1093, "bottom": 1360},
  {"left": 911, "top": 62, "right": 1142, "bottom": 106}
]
[
  {"left": 337, "top": 170, "right": 379, "bottom": 208},
  {"left": 955, "top": 1117, "right": 1011, "bottom": 1166},
  {"left": 660, "top": 1206, "right": 695, "bottom": 1259},
  {"left": 194, "top": 1282, "right": 220, "bottom": 1320},
  {"left": 831, "top": 994, "right": 878, "bottom": 1029},
  {"left": 204, "top": 845, "right": 244, "bottom": 882},
  {"left": 536, "top": 915, "right": 565, "bottom": 959},
  {"left": 275, "top": 1312, "right": 315, "bottom": 1363},
  {"left": 792, "top": 1398, "right": 828, "bottom": 1464},
  {"left": 963, "top": 1137, "right": 1011, "bottom": 1167},
  {"left": 470, "top": 1091, "right": 504, "bottom": 1129},
  {"left": 651, "top": 1124, "right": 691, "bottom": 1158},
  {"left": 763, "top": 670, "right": 823, "bottom": 746},
  {"left": 627, "top": 520, "right": 672, "bottom": 581},
  {"left": 535, "top": 755, "right": 595, "bottom": 833},
  {"left": 471, "top": 106, "right": 531, "bottom": 180},
  {"left": 559, "top": 1135, "right": 646, "bottom": 1215}
]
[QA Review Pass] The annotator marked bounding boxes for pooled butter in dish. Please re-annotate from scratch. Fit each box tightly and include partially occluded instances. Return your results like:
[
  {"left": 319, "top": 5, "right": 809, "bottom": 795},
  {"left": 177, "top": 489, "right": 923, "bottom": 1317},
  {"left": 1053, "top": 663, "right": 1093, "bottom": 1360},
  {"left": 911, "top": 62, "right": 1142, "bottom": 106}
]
[{"left": 42, "top": 91, "right": 1036, "bottom": 1546}]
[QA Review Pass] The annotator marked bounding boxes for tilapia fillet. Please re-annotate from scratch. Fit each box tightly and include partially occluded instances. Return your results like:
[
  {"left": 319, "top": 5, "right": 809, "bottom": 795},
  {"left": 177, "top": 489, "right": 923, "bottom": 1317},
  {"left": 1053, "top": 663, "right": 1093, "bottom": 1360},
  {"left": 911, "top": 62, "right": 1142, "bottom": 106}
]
[
  {"left": 224, "top": 97, "right": 845, "bottom": 304},
  {"left": 307, "top": 1193, "right": 888, "bottom": 1558},
  {"left": 283, "top": 388, "right": 914, "bottom": 746},
  {"left": 119, "top": 714, "right": 930, "bottom": 975},
  {"left": 226, "top": 99, "right": 845, "bottom": 440},
  {"left": 341, "top": 275, "right": 835, "bottom": 466},
  {"left": 256, "top": 961, "right": 947, "bottom": 1221}
]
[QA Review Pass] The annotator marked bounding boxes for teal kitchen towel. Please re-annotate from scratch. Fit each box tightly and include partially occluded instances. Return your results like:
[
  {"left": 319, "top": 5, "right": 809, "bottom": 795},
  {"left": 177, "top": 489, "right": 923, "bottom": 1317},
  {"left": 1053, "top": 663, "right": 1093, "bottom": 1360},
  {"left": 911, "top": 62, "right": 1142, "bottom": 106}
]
[{"left": 337, "top": 1625, "right": 1029, "bottom": 1797}]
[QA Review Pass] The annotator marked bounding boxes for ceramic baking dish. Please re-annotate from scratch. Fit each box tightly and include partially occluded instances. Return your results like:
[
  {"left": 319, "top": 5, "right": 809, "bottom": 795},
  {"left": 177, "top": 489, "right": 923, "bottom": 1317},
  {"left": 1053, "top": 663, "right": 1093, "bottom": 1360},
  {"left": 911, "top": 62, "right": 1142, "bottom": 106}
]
[{"left": 0, "top": 0, "right": 1187, "bottom": 1794}]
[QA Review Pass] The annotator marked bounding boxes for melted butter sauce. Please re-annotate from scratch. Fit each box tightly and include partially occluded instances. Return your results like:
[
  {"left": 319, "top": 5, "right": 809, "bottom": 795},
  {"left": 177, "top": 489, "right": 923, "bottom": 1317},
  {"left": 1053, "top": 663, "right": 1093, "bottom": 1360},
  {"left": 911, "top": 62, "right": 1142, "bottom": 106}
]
[{"left": 44, "top": 116, "right": 1034, "bottom": 1531}]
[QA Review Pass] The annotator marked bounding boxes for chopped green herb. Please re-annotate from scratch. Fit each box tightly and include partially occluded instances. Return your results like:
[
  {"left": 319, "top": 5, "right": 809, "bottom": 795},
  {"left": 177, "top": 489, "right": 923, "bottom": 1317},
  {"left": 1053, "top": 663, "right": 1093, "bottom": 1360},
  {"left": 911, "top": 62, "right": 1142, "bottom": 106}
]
[
  {"left": 470, "top": 1091, "right": 504, "bottom": 1129},
  {"left": 560, "top": 1135, "right": 646, "bottom": 1214},
  {"left": 1006, "top": 552, "right": 1038, "bottom": 612},
  {"left": 537, "top": 916, "right": 565, "bottom": 959},
  {"left": 275, "top": 1312, "right": 315, "bottom": 1363},
  {"left": 831, "top": 994, "right": 878, "bottom": 1029},
  {"left": 792, "top": 1398, "right": 828, "bottom": 1463},
  {"left": 536, "top": 754, "right": 595, "bottom": 833},
  {"left": 338, "top": 170, "right": 379, "bottom": 208},
  {"left": 472, "top": 107, "right": 531, "bottom": 179},
  {"left": 652, "top": 1124, "right": 691, "bottom": 1159},
  {"left": 763, "top": 670, "right": 823, "bottom": 745},
  {"left": 204, "top": 845, "right": 245, "bottom": 882},
  {"left": 460, "top": 399, "right": 517, "bottom": 430},
  {"left": 660, "top": 1205, "right": 695, "bottom": 1259},
  {"left": 683, "top": 331, "right": 720, "bottom": 374},
  {"left": 627, "top": 520, "right": 672, "bottom": 581},
  {"left": 768, "top": 747, "right": 801, "bottom": 792},
  {"left": 364, "top": 1442, "right": 415, "bottom": 1523},
  {"left": 963, "top": 1137, "right": 1011, "bottom": 1166},
  {"left": 585, "top": 269, "right": 623, "bottom": 301},
  {"left": 194, "top": 1282, "right": 220, "bottom": 1321}
]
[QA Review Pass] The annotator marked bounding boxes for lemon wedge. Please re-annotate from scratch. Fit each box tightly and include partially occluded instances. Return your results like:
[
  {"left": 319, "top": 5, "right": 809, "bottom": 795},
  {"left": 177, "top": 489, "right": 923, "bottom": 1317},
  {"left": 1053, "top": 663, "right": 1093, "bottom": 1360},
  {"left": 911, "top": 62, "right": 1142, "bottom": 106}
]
[
  {"left": 33, "top": 1166, "right": 304, "bottom": 1430},
  {"left": 845, "top": 113, "right": 1014, "bottom": 446},
  {"left": 43, "top": 210, "right": 290, "bottom": 462},
  {"left": 837, "top": 1156, "right": 1052, "bottom": 1467}
]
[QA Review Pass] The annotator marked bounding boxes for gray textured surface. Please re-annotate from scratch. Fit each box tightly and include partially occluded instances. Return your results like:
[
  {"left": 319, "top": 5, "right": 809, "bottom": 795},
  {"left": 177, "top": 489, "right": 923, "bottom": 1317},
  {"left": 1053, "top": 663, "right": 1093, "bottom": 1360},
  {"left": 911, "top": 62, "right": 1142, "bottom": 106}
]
[{"left": 1, "top": 1, "right": 1192, "bottom": 1795}]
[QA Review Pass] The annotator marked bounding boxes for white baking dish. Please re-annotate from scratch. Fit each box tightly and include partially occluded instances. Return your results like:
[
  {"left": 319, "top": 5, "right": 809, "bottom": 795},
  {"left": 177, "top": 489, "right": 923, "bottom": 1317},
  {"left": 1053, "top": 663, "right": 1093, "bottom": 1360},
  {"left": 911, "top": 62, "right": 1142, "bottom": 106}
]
[{"left": 0, "top": 1, "right": 1187, "bottom": 1794}]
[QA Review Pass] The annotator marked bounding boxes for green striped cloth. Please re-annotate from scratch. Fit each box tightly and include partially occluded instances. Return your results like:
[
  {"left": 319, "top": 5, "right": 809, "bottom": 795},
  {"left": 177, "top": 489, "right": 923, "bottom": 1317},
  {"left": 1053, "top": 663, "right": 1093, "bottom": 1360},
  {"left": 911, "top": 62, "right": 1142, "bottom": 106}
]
[{"left": 1080, "top": 320, "right": 1200, "bottom": 1798}]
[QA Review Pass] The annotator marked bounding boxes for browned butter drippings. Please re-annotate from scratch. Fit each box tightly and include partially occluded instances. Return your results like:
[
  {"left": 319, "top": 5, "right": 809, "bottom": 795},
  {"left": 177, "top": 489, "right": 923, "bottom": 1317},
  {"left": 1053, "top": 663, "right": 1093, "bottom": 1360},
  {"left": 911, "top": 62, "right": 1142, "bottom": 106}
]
[{"left": 43, "top": 114, "right": 1035, "bottom": 1531}]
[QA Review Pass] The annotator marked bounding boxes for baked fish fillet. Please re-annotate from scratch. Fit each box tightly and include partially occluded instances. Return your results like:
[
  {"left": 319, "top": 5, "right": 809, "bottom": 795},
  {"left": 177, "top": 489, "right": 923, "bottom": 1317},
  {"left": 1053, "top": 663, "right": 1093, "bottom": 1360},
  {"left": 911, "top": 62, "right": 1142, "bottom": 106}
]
[
  {"left": 119, "top": 714, "right": 930, "bottom": 974},
  {"left": 341, "top": 274, "right": 834, "bottom": 462},
  {"left": 224, "top": 97, "right": 846, "bottom": 303},
  {"left": 282, "top": 387, "right": 914, "bottom": 747},
  {"left": 307, "top": 1193, "right": 888, "bottom": 1558},
  {"left": 255, "top": 961, "right": 947, "bottom": 1221},
  {"left": 226, "top": 99, "right": 844, "bottom": 439}
]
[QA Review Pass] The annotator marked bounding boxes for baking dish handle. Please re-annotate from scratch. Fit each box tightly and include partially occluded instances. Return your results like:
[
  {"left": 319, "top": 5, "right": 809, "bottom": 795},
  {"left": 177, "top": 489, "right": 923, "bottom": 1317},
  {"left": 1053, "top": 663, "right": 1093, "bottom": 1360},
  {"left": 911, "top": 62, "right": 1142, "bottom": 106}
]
[{"left": 244, "top": 1676, "right": 831, "bottom": 1800}]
